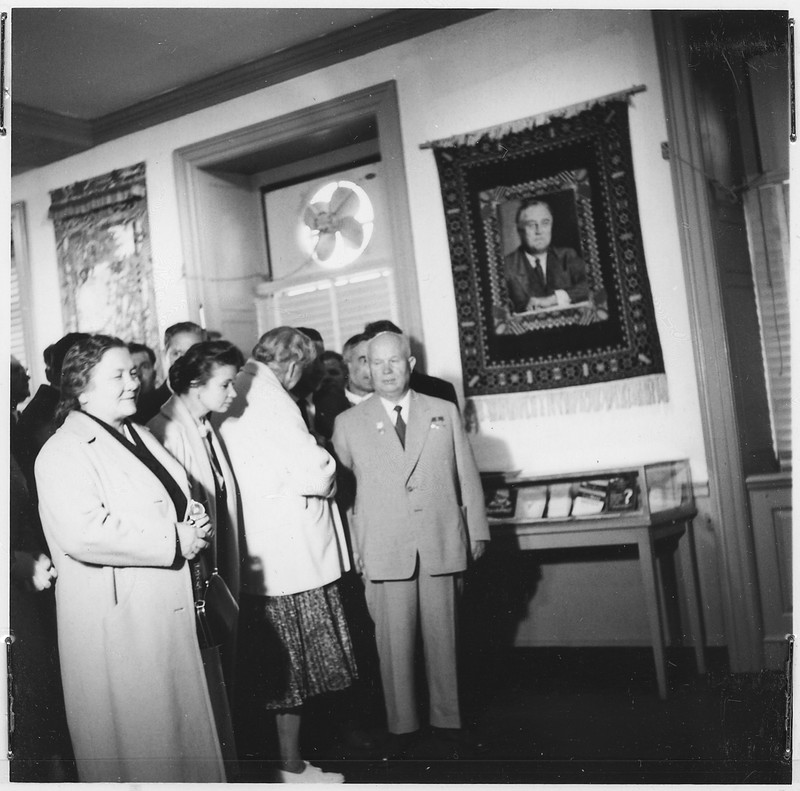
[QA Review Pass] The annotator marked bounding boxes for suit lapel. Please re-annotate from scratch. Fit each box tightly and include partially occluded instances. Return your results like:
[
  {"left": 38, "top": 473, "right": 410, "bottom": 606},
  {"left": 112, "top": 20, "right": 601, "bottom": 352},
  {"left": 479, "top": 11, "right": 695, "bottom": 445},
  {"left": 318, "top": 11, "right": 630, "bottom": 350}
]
[{"left": 402, "top": 391, "right": 430, "bottom": 481}]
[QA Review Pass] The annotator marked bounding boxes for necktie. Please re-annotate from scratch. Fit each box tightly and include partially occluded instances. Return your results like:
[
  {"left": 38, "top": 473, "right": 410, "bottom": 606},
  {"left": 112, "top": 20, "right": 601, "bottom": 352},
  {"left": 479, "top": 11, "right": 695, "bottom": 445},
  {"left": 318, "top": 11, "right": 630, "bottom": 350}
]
[
  {"left": 394, "top": 404, "right": 406, "bottom": 449},
  {"left": 534, "top": 255, "right": 546, "bottom": 284}
]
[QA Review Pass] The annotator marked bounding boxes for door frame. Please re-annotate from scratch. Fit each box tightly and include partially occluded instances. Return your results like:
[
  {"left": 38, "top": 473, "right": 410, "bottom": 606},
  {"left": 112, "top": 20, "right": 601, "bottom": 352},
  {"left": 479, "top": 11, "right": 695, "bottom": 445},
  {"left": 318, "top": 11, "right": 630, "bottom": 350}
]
[
  {"left": 652, "top": 11, "right": 763, "bottom": 671},
  {"left": 173, "top": 80, "right": 423, "bottom": 348}
]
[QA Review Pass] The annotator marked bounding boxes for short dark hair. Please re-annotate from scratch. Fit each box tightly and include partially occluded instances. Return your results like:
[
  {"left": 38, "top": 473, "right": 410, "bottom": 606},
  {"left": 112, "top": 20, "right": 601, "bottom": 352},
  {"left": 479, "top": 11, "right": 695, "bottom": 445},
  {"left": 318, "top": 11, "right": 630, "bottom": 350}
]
[
  {"left": 319, "top": 350, "right": 344, "bottom": 366},
  {"left": 363, "top": 320, "right": 402, "bottom": 340},
  {"left": 164, "top": 322, "right": 204, "bottom": 349},
  {"left": 253, "top": 326, "right": 317, "bottom": 369},
  {"left": 515, "top": 198, "right": 553, "bottom": 226},
  {"left": 128, "top": 341, "right": 156, "bottom": 366},
  {"left": 296, "top": 327, "right": 323, "bottom": 344},
  {"left": 49, "top": 332, "right": 91, "bottom": 386},
  {"left": 343, "top": 333, "right": 365, "bottom": 355},
  {"left": 169, "top": 340, "right": 245, "bottom": 395},
  {"left": 56, "top": 335, "right": 127, "bottom": 425}
]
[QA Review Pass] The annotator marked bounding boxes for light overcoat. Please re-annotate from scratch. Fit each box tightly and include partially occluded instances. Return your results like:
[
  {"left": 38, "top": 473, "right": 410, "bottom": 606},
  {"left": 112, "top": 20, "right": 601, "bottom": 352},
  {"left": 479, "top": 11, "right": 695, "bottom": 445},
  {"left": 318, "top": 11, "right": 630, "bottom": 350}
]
[
  {"left": 149, "top": 395, "right": 242, "bottom": 596},
  {"left": 219, "top": 359, "right": 349, "bottom": 596},
  {"left": 35, "top": 411, "right": 224, "bottom": 783},
  {"left": 332, "top": 391, "right": 490, "bottom": 580}
]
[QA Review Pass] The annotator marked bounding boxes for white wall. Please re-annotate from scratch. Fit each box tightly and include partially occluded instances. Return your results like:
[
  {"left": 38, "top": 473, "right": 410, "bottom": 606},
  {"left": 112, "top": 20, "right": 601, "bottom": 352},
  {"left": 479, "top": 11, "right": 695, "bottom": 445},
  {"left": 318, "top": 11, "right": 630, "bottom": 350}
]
[
  {"left": 11, "top": 9, "right": 707, "bottom": 481},
  {"left": 11, "top": 10, "right": 723, "bottom": 644}
]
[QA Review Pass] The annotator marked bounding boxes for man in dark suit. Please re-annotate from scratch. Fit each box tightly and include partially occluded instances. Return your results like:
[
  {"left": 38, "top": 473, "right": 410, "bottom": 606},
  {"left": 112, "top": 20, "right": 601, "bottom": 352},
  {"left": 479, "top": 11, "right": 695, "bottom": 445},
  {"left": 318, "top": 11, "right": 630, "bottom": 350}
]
[
  {"left": 332, "top": 331, "right": 489, "bottom": 754},
  {"left": 362, "top": 320, "right": 458, "bottom": 407},
  {"left": 14, "top": 333, "right": 89, "bottom": 491},
  {"left": 504, "top": 198, "right": 589, "bottom": 313}
]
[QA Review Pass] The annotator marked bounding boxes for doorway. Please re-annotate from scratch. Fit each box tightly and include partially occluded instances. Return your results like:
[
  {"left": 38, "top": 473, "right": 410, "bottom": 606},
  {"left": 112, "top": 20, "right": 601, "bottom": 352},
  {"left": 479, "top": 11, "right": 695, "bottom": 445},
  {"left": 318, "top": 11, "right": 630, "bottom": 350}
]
[
  {"left": 654, "top": 10, "right": 791, "bottom": 670},
  {"left": 173, "top": 81, "right": 422, "bottom": 356}
]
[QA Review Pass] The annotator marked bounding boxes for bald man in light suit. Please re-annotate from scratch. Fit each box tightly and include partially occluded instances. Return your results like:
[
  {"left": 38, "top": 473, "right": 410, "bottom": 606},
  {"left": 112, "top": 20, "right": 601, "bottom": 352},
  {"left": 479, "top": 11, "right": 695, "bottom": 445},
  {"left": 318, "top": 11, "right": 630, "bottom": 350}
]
[{"left": 332, "top": 331, "right": 489, "bottom": 754}]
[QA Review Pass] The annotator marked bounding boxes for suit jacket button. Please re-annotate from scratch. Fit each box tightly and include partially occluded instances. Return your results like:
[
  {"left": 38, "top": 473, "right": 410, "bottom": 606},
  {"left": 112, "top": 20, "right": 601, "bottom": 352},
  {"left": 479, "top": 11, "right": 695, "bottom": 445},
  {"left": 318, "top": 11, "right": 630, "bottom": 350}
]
[{"left": 407, "top": 485, "right": 414, "bottom": 492}]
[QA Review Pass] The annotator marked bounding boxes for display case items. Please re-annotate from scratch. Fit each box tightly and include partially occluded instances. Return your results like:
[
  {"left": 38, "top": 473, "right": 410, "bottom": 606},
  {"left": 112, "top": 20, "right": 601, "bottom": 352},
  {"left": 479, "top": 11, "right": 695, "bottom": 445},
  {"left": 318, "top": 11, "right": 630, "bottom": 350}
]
[
  {"left": 482, "top": 473, "right": 519, "bottom": 518},
  {"left": 481, "top": 460, "right": 693, "bottom": 523}
]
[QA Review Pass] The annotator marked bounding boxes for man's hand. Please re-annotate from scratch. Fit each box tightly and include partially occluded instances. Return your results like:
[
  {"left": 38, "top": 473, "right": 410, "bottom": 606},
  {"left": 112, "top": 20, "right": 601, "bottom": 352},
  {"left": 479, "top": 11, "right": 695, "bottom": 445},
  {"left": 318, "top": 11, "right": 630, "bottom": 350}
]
[
  {"left": 470, "top": 540, "right": 488, "bottom": 562},
  {"left": 526, "top": 295, "right": 557, "bottom": 310},
  {"left": 352, "top": 550, "right": 368, "bottom": 581}
]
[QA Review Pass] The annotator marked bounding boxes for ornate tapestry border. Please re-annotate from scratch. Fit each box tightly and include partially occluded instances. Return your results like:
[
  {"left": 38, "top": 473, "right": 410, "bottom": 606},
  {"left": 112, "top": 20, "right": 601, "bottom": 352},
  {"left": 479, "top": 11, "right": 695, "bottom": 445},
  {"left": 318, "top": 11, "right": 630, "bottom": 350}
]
[{"left": 430, "top": 90, "right": 666, "bottom": 409}]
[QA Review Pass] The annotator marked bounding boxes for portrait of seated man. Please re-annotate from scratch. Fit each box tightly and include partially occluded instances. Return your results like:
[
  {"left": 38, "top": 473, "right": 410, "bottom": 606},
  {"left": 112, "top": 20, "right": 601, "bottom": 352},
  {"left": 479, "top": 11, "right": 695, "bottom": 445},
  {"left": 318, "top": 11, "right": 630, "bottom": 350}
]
[{"left": 504, "top": 198, "right": 589, "bottom": 313}]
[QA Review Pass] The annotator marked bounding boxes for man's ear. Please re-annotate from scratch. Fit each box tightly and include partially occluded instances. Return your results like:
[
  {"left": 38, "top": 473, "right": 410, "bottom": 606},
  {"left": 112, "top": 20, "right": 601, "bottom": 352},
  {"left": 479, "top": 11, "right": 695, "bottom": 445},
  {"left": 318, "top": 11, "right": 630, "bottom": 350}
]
[{"left": 408, "top": 356, "right": 416, "bottom": 373}]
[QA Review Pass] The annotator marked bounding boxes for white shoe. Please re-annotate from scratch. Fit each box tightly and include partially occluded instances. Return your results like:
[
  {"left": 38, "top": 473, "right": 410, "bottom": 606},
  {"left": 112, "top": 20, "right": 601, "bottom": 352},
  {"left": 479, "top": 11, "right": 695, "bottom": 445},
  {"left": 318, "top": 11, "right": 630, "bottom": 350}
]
[{"left": 278, "top": 761, "right": 345, "bottom": 783}]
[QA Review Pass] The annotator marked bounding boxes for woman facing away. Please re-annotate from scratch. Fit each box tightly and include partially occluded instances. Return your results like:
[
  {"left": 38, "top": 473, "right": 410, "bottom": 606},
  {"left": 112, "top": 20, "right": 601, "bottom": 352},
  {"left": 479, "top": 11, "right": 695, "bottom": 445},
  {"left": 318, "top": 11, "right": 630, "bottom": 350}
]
[
  {"left": 34, "top": 334, "right": 225, "bottom": 783},
  {"left": 219, "top": 326, "right": 356, "bottom": 784}
]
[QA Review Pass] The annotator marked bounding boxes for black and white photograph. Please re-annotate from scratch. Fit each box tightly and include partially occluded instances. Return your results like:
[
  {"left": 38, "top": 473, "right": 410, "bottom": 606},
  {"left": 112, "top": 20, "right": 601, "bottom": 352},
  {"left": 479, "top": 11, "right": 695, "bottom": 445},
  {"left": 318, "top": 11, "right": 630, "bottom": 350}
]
[{"left": 5, "top": 5, "right": 792, "bottom": 787}]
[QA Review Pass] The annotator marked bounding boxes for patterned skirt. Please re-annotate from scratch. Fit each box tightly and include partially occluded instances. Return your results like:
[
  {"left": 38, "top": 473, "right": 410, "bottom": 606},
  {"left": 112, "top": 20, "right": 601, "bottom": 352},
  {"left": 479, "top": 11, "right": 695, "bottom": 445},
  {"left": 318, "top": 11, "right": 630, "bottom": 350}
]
[{"left": 238, "top": 582, "right": 357, "bottom": 710}]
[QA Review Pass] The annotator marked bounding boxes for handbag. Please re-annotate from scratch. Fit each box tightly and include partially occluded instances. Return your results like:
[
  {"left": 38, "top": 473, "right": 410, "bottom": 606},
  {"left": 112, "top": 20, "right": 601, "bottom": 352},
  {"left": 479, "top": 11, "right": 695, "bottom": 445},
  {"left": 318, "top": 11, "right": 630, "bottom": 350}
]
[
  {"left": 190, "top": 507, "right": 238, "bottom": 649},
  {"left": 194, "top": 567, "right": 239, "bottom": 650}
]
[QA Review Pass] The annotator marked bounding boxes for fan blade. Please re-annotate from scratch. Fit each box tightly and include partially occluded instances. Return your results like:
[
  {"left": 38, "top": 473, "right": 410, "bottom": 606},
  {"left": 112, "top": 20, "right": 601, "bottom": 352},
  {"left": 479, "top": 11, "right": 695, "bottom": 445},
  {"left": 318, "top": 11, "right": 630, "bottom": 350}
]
[
  {"left": 338, "top": 216, "right": 364, "bottom": 249},
  {"left": 303, "top": 205, "right": 320, "bottom": 230},
  {"left": 328, "top": 187, "right": 359, "bottom": 218},
  {"left": 315, "top": 231, "right": 337, "bottom": 262}
]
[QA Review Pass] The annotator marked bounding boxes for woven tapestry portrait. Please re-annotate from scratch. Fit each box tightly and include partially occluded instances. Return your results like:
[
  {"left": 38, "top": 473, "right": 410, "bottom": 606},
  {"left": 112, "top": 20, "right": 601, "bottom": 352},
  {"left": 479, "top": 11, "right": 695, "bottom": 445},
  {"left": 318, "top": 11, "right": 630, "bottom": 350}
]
[
  {"left": 49, "top": 163, "right": 161, "bottom": 357},
  {"left": 433, "top": 98, "right": 664, "bottom": 399}
]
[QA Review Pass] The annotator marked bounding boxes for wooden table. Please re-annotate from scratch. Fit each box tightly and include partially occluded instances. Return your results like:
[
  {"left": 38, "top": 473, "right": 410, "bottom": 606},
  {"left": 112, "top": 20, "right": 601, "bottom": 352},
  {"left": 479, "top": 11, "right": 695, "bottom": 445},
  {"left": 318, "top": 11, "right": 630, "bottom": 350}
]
[{"left": 488, "top": 507, "right": 707, "bottom": 699}]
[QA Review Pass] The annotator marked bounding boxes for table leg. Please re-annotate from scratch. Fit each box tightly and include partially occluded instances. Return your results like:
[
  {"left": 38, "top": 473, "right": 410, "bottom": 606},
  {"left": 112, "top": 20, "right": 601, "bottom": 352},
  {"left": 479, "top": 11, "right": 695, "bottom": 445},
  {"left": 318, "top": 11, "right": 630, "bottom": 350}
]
[
  {"left": 638, "top": 529, "right": 668, "bottom": 700},
  {"left": 677, "top": 520, "right": 707, "bottom": 675}
]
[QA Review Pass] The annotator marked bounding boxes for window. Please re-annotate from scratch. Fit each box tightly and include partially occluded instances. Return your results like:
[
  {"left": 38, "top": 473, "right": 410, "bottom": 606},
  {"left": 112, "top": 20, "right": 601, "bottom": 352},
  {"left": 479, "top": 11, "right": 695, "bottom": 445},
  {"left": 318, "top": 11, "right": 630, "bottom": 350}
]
[
  {"left": 257, "top": 161, "right": 399, "bottom": 350},
  {"left": 10, "top": 203, "right": 34, "bottom": 371},
  {"left": 744, "top": 181, "right": 791, "bottom": 467}
]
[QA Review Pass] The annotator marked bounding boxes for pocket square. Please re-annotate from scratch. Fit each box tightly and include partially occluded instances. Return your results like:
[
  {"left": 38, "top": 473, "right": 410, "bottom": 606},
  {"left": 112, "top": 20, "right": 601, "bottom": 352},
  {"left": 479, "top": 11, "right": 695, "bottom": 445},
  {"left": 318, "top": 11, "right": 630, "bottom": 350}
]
[{"left": 430, "top": 416, "right": 445, "bottom": 429}]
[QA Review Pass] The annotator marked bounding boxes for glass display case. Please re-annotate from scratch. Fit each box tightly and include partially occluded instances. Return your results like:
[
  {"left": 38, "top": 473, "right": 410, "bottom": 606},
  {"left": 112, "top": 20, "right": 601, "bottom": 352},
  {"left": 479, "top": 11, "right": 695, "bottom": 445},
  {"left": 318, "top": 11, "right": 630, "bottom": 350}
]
[
  {"left": 482, "top": 459, "right": 694, "bottom": 527},
  {"left": 480, "top": 459, "right": 704, "bottom": 700}
]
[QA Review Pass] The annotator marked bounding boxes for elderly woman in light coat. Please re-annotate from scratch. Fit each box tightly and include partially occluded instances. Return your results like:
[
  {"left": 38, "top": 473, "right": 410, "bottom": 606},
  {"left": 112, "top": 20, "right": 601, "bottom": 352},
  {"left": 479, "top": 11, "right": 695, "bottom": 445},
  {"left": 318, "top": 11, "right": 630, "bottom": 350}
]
[
  {"left": 35, "top": 335, "right": 224, "bottom": 783},
  {"left": 219, "top": 326, "right": 355, "bottom": 784}
]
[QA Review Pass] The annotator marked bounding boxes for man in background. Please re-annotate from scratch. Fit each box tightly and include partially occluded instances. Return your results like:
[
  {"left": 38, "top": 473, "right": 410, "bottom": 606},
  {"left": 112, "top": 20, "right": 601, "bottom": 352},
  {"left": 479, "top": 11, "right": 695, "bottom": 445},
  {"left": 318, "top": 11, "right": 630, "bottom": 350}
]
[
  {"left": 14, "top": 333, "right": 89, "bottom": 490},
  {"left": 342, "top": 333, "right": 373, "bottom": 406},
  {"left": 134, "top": 321, "right": 204, "bottom": 423},
  {"left": 128, "top": 342, "right": 157, "bottom": 398}
]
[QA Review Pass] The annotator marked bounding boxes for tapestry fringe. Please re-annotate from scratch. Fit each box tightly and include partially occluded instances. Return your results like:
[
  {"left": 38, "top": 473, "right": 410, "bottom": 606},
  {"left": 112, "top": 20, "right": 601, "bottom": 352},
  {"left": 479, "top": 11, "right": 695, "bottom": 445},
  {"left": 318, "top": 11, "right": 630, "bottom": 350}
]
[
  {"left": 467, "top": 374, "right": 668, "bottom": 424},
  {"left": 421, "top": 84, "right": 647, "bottom": 150}
]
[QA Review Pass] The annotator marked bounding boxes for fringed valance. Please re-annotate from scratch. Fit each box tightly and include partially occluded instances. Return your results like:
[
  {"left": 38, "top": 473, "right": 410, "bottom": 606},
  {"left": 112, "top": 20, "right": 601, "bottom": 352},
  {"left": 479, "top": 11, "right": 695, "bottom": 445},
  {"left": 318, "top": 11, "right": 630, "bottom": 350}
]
[
  {"left": 49, "top": 162, "right": 147, "bottom": 222},
  {"left": 421, "top": 84, "right": 646, "bottom": 150},
  {"left": 467, "top": 374, "right": 668, "bottom": 426}
]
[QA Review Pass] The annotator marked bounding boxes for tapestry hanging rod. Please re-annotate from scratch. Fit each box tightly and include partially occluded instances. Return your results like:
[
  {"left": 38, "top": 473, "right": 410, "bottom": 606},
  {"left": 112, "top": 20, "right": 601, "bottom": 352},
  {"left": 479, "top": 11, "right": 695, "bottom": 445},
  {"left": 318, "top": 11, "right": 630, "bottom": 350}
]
[{"left": 420, "top": 83, "right": 647, "bottom": 149}]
